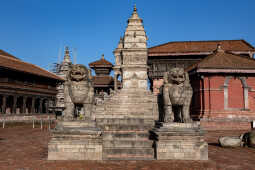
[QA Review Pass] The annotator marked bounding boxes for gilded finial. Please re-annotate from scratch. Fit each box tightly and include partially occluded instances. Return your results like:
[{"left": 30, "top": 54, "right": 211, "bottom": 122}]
[
  {"left": 65, "top": 46, "right": 69, "bottom": 54},
  {"left": 102, "top": 54, "right": 104, "bottom": 59},
  {"left": 134, "top": 4, "right": 137, "bottom": 12}
]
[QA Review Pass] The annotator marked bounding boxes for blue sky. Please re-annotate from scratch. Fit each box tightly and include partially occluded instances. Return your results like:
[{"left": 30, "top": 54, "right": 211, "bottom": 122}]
[{"left": 1, "top": 0, "right": 255, "bottom": 71}]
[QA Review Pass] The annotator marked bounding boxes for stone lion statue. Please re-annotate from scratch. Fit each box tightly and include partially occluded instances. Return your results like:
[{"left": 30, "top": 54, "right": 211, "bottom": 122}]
[
  {"left": 163, "top": 67, "right": 193, "bottom": 123},
  {"left": 63, "top": 64, "right": 94, "bottom": 120}
]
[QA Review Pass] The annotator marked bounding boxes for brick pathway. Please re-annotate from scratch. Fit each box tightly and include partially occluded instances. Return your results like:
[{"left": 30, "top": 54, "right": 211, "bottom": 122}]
[{"left": 0, "top": 124, "right": 254, "bottom": 170}]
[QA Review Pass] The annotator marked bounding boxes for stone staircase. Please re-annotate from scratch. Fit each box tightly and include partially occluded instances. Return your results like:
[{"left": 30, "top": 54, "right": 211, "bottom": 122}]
[
  {"left": 94, "top": 89, "right": 158, "bottom": 120},
  {"left": 93, "top": 89, "right": 158, "bottom": 160},
  {"left": 97, "top": 118, "right": 155, "bottom": 160}
]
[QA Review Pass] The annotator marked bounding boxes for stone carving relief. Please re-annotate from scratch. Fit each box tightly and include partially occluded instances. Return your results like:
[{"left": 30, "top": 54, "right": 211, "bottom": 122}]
[
  {"left": 123, "top": 55, "right": 147, "bottom": 65},
  {"left": 163, "top": 67, "right": 193, "bottom": 123},
  {"left": 63, "top": 64, "right": 94, "bottom": 120},
  {"left": 123, "top": 71, "right": 147, "bottom": 80}
]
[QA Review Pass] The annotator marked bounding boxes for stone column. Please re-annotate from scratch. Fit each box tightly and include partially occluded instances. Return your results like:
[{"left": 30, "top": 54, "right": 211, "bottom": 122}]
[
  {"left": 45, "top": 99, "right": 49, "bottom": 114},
  {"left": 223, "top": 77, "right": 231, "bottom": 110},
  {"left": 31, "top": 97, "right": 35, "bottom": 114},
  {"left": 240, "top": 77, "right": 249, "bottom": 110},
  {"left": 2, "top": 95, "right": 6, "bottom": 114},
  {"left": 114, "top": 74, "right": 118, "bottom": 91},
  {"left": 22, "top": 96, "right": 27, "bottom": 114},
  {"left": 12, "top": 95, "right": 17, "bottom": 114},
  {"left": 39, "top": 98, "right": 43, "bottom": 113}
]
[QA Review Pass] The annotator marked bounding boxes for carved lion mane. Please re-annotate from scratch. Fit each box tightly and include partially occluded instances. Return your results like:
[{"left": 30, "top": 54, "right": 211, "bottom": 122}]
[
  {"left": 163, "top": 67, "right": 190, "bottom": 86},
  {"left": 69, "top": 64, "right": 89, "bottom": 82}
]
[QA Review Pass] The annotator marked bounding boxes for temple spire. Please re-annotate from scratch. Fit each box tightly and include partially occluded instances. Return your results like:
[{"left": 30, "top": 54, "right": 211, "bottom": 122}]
[
  {"left": 64, "top": 46, "right": 71, "bottom": 63},
  {"left": 129, "top": 4, "right": 141, "bottom": 20},
  {"left": 124, "top": 5, "right": 147, "bottom": 49}
]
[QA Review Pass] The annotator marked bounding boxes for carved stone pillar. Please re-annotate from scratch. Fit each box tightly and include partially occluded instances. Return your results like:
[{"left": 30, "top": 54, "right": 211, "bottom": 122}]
[
  {"left": 22, "top": 96, "right": 27, "bottom": 114},
  {"left": 12, "top": 95, "right": 17, "bottom": 114},
  {"left": 2, "top": 95, "right": 6, "bottom": 114}
]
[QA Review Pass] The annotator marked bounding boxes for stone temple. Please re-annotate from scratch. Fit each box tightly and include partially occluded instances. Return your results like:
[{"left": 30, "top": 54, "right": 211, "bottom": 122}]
[{"left": 48, "top": 6, "right": 208, "bottom": 161}]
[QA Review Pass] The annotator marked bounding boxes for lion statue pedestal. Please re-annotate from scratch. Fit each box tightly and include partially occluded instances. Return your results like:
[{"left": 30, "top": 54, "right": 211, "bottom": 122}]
[
  {"left": 151, "top": 68, "right": 208, "bottom": 160},
  {"left": 48, "top": 64, "right": 103, "bottom": 160}
]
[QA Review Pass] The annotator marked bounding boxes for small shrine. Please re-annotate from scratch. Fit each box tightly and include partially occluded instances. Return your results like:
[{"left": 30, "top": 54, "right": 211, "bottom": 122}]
[{"left": 89, "top": 54, "right": 116, "bottom": 96}]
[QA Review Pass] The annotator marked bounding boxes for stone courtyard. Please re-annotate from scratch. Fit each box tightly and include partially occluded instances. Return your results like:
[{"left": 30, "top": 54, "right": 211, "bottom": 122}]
[{"left": 0, "top": 124, "right": 254, "bottom": 170}]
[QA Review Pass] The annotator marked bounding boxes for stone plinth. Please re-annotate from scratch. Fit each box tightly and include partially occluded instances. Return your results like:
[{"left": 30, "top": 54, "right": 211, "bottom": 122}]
[
  {"left": 151, "top": 122, "right": 208, "bottom": 160},
  {"left": 48, "top": 120, "right": 103, "bottom": 160}
]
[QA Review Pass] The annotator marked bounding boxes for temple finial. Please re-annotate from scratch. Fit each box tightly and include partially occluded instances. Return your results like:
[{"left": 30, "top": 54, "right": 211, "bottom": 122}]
[
  {"left": 63, "top": 46, "right": 71, "bottom": 63},
  {"left": 65, "top": 46, "right": 69, "bottom": 55},
  {"left": 216, "top": 44, "right": 224, "bottom": 52},
  {"left": 134, "top": 4, "right": 137, "bottom": 12},
  {"left": 101, "top": 54, "right": 104, "bottom": 59}
]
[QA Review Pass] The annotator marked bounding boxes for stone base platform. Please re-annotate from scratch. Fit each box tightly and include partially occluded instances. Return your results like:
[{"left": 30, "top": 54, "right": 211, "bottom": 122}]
[
  {"left": 151, "top": 122, "right": 208, "bottom": 160},
  {"left": 48, "top": 120, "right": 103, "bottom": 160}
]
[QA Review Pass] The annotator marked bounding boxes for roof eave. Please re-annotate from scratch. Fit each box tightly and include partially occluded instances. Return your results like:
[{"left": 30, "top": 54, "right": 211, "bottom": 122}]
[
  {"left": 148, "top": 52, "right": 213, "bottom": 56},
  {"left": 197, "top": 68, "right": 255, "bottom": 73}
]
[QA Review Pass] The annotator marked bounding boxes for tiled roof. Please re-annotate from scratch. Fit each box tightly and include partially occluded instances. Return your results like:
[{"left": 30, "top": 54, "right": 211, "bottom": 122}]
[
  {"left": 0, "top": 50, "right": 20, "bottom": 60},
  {"left": 0, "top": 49, "right": 63, "bottom": 81},
  {"left": 149, "top": 40, "right": 255, "bottom": 55},
  {"left": 92, "top": 76, "right": 114, "bottom": 86},
  {"left": 186, "top": 46, "right": 255, "bottom": 72},
  {"left": 89, "top": 55, "right": 113, "bottom": 67}
]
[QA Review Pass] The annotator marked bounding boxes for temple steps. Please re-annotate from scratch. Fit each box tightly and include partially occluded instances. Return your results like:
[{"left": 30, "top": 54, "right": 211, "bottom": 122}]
[
  {"left": 96, "top": 118, "right": 153, "bottom": 125},
  {"left": 103, "top": 131, "right": 150, "bottom": 140},
  {"left": 104, "top": 125, "right": 152, "bottom": 131},
  {"left": 103, "top": 148, "right": 154, "bottom": 160},
  {"left": 101, "top": 118, "right": 155, "bottom": 160},
  {"left": 103, "top": 140, "right": 153, "bottom": 148},
  {"left": 93, "top": 89, "right": 157, "bottom": 160}
]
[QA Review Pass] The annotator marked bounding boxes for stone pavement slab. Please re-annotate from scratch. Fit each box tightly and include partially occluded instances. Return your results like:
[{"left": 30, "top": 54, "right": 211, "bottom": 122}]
[{"left": 0, "top": 124, "right": 254, "bottom": 170}]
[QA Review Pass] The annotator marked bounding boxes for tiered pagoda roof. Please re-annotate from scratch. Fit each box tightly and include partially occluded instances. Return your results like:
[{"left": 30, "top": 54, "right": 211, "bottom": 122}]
[
  {"left": 92, "top": 76, "right": 114, "bottom": 87},
  {"left": 89, "top": 54, "right": 114, "bottom": 87},
  {"left": 89, "top": 54, "right": 113, "bottom": 68}
]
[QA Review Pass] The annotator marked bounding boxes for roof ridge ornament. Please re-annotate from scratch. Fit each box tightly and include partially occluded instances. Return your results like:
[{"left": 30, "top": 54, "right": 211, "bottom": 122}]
[
  {"left": 216, "top": 44, "right": 224, "bottom": 53},
  {"left": 101, "top": 54, "right": 104, "bottom": 59}
]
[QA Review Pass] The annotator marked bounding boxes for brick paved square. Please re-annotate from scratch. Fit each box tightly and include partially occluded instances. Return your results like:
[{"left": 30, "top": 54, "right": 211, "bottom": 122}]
[{"left": 0, "top": 124, "right": 254, "bottom": 170}]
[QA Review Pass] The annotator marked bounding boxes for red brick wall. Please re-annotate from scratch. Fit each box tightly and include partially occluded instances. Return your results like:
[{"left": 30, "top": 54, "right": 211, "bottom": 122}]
[
  {"left": 191, "top": 75, "right": 255, "bottom": 120},
  {"left": 153, "top": 75, "right": 255, "bottom": 130},
  {"left": 228, "top": 78, "right": 244, "bottom": 108}
]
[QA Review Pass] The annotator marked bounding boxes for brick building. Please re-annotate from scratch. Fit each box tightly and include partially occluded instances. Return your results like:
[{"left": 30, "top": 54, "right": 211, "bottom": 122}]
[
  {"left": 148, "top": 40, "right": 255, "bottom": 94},
  {"left": 0, "top": 49, "right": 63, "bottom": 115},
  {"left": 187, "top": 45, "right": 255, "bottom": 130},
  {"left": 148, "top": 40, "right": 255, "bottom": 130}
]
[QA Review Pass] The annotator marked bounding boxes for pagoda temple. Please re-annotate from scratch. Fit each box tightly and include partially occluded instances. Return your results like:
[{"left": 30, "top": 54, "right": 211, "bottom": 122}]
[{"left": 89, "top": 54, "right": 117, "bottom": 96}]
